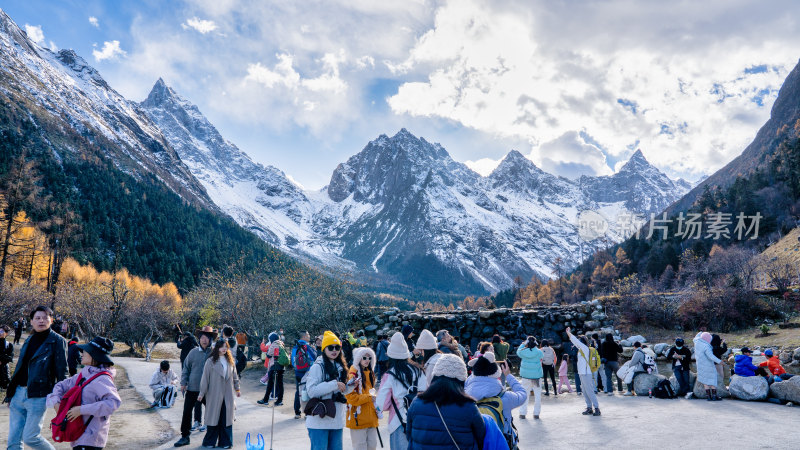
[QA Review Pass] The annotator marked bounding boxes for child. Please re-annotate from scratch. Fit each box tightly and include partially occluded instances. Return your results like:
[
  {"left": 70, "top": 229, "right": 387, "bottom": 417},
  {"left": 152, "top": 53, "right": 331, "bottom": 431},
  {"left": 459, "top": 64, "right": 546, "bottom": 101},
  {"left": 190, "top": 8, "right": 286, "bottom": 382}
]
[
  {"left": 558, "top": 353, "right": 572, "bottom": 393},
  {"left": 149, "top": 360, "right": 179, "bottom": 408},
  {"left": 47, "top": 336, "right": 122, "bottom": 448}
]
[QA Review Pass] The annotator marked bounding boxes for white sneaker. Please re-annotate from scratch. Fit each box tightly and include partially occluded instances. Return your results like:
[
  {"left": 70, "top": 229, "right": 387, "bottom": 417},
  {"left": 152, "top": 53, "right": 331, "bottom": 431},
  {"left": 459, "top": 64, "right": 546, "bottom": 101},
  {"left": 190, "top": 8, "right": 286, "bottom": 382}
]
[
  {"left": 685, "top": 393, "right": 693, "bottom": 399},
  {"left": 198, "top": 424, "right": 207, "bottom": 432},
  {"left": 191, "top": 421, "right": 200, "bottom": 431}
]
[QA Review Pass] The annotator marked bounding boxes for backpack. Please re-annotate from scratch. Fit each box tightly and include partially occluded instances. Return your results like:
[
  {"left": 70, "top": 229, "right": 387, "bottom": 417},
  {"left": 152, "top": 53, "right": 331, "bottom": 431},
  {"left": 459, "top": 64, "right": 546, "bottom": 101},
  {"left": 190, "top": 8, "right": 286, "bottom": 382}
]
[
  {"left": 376, "top": 341, "right": 389, "bottom": 362},
  {"left": 387, "top": 368, "right": 420, "bottom": 431},
  {"left": 51, "top": 371, "right": 111, "bottom": 443},
  {"left": 652, "top": 379, "right": 676, "bottom": 399},
  {"left": 294, "top": 344, "right": 311, "bottom": 371},
  {"left": 642, "top": 351, "right": 656, "bottom": 373},
  {"left": 476, "top": 389, "right": 518, "bottom": 450},
  {"left": 277, "top": 344, "right": 290, "bottom": 367},
  {"left": 588, "top": 347, "right": 601, "bottom": 373},
  {"left": 236, "top": 347, "right": 247, "bottom": 374}
]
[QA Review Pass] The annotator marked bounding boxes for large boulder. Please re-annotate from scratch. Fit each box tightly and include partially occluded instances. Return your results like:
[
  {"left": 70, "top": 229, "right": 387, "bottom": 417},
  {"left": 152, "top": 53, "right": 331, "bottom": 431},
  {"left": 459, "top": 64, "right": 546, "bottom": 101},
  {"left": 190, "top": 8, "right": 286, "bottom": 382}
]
[
  {"left": 633, "top": 373, "right": 666, "bottom": 396},
  {"left": 693, "top": 379, "right": 731, "bottom": 399},
  {"left": 780, "top": 351, "right": 794, "bottom": 364},
  {"left": 793, "top": 347, "right": 800, "bottom": 362},
  {"left": 769, "top": 376, "right": 800, "bottom": 403},
  {"left": 627, "top": 335, "right": 647, "bottom": 344},
  {"left": 728, "top": 375, "right": 769, "bottom": 401},
  {"left": 669, "top": 372, "right": 697, "bottom": 394},
  {"left": 653, "top": 343, "right": 669, "bottom": 356},
  {"left": 621, "top": 347, "right": 635, "bottom": 358}
]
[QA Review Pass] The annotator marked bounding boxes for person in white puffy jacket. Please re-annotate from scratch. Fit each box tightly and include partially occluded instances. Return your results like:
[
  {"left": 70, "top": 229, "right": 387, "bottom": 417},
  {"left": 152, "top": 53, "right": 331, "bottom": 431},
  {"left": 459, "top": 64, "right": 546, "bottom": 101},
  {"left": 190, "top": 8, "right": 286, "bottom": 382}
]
[
  {"left": 377, "top": 332, "right": 420, "bottom": 450},
  {"left": 304, "top": 331, "right": 355, "bottom": 450}
]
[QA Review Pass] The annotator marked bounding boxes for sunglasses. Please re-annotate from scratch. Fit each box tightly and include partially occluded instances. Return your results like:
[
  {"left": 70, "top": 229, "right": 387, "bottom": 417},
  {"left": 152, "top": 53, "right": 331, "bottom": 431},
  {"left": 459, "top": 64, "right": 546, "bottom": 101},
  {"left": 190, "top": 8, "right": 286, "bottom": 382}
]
[
  {"left": 362, "top": 356, "right": 372, "bottom": 360},
  {"left": 326, "top": 345, "right": 341, "bottom": 351}
]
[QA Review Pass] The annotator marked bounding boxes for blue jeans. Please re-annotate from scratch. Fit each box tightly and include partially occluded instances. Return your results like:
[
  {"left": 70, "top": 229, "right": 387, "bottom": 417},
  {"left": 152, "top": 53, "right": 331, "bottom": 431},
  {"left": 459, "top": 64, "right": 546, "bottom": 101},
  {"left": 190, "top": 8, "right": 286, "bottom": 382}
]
[
  {"left": 674, "top": 367, "right": 691, "bottom": 395},
  {"left": 390, "top": 427, "right": 408, "bottom": 450},
  {"left": 8, "top": 387, "right": 55, "bottom": 450},
  {"left": 308, "top": 428, "right": 343, "bottom": 450},
  {"left": 603, "top": 361, "right": 622, "bottom": 393}
]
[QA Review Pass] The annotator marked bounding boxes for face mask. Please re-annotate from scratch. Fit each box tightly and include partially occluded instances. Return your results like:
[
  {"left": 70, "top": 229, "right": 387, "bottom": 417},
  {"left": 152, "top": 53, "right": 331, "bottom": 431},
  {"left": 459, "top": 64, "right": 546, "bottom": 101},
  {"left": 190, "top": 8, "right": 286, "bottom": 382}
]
[{"left": 676, "top": 345, "right": 683, "bottom": 349}]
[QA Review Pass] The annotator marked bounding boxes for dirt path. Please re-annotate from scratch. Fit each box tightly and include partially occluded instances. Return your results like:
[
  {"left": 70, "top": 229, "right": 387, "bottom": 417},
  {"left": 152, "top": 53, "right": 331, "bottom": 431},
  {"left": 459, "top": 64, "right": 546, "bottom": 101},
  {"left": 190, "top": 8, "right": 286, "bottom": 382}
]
[{"left": 0, "top": 364, "right": 173, "bottom": 450}]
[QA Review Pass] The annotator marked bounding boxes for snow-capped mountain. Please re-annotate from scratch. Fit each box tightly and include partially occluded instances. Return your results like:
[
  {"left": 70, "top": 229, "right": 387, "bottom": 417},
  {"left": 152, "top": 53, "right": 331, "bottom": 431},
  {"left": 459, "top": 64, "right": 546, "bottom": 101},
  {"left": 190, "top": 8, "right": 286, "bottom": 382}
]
[
  {"left": 141, "top": 78, "right": 689, "bottom": 293},
  {"left": 0, "top": 6, "right": 688, "bottom": 294},
  {"left": 0, "top": 9, "right": 211, "bottom": 209}
]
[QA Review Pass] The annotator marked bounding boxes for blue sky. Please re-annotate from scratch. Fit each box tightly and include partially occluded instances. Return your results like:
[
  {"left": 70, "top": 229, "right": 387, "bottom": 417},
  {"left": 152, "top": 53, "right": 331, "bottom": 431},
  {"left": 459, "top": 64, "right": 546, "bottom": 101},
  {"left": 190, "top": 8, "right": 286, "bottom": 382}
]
[{"left": 4, "top": 0, "right": 800, "bottom": 189}]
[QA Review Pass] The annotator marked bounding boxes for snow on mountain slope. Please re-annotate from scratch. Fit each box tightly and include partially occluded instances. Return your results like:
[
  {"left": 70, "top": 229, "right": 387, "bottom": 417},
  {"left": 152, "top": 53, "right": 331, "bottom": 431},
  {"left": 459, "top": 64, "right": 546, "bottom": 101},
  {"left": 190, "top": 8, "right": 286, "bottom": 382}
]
[
  {"left": 141, "top": 77, "right": 689, "bottom": 293},
  {"left": 0, "top": 9, "right": 210, "bottom": 208}
]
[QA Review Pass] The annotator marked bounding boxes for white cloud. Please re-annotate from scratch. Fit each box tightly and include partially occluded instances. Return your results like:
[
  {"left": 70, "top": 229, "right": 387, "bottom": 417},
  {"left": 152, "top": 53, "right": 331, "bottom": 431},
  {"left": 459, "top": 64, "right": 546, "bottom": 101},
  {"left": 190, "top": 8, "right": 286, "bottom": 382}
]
[
  {"left": 388, "top": 0, "right": 799, "bottom": 180},
  {"left": 24, "top": 24, "right": 44, "bottom": 44},
  {"left": 182, "top": 17, "right": 218, "bottom": 34},
  {"left": 92, "top": 40, "right": 127, "bottom": 61},
  {"left": 536, "top": 131, "right": 613, "bottom": 178},
  {"left": 465, "top": 157, "right": 502, "bottom": 176},
  {"left": 88, "top": 16, "right": 99, "bottom": 28}
]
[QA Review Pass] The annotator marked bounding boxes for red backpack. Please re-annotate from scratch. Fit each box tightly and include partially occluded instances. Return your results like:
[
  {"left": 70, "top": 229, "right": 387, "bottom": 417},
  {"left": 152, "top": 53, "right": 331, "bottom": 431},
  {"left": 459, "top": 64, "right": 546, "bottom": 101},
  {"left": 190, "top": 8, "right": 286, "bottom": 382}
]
[{"left": 51, "top": 371, "right": 111, "bottom": 443}]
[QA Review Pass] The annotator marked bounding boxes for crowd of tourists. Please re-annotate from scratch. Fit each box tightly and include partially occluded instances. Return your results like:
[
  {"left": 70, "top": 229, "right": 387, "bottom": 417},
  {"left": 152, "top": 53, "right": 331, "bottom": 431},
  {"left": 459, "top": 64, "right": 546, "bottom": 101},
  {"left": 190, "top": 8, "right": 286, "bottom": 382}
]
[{"left": 2, "top": 306, "right": 797, "bottom": 450}]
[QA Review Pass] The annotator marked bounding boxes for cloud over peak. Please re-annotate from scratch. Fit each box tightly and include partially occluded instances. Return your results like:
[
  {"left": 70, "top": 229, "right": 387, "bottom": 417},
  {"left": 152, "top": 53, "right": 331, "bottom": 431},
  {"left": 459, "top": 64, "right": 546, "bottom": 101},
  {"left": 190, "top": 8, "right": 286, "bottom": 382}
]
[
  {"left": 92, "top": 40, "right": 126, "bottom": 61},
  {"left": 182, "top": 17, "right": 218, "bottom": 34}
]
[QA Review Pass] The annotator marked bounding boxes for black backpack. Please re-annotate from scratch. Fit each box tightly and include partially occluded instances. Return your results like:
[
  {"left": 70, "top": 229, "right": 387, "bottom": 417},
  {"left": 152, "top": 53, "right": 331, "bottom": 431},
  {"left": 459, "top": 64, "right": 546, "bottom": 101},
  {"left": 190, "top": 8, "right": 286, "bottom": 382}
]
[
  {"left": 388, "top": 368, "right": 420, "bottom": 431},
  {"left": 653, "top": 379, "right": 676, "bottom": 399},
  {"left": 235, "top": 347, "right": 247, "bottom": 375}
]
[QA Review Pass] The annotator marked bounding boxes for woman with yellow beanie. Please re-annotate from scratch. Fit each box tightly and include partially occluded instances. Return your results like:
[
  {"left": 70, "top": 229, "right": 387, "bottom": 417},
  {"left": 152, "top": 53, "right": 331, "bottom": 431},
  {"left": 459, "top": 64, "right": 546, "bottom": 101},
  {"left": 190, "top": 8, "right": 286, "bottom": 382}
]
[{"left": 305, "top": 331, "right": 354, "bottom": 450}]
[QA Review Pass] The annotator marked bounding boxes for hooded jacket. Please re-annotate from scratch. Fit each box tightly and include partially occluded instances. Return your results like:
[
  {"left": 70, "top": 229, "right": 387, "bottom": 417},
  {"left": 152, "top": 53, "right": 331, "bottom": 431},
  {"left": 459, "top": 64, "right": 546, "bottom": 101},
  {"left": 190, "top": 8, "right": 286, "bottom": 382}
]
[
  {"left": 693, "top": 333, "right": 722, "bottom": 386},
  {"left": 516, "top": 344, "right": 544, "bottom": 379},
  {"left": 46, "top": 366, "right": 122, "bottom": 448},
  {"left": 759, "top": 355, "right": 787, "bottom": 376},
  {"left": 465, "top": 374, "right": 526, "bottom": 436},
  {"left": 734, "top": 354, "right": 759, "bottom": 377},
  {"left": 346, "top": 347, "right": 378, "bottom": 429}
]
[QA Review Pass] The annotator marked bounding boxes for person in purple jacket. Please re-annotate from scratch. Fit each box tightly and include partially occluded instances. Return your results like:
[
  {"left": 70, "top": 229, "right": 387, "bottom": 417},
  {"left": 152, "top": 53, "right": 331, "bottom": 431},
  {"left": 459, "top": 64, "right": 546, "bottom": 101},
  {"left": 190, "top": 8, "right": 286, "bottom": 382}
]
[{"left": 47, "top": 336, "right": 122, "bottom": 450}]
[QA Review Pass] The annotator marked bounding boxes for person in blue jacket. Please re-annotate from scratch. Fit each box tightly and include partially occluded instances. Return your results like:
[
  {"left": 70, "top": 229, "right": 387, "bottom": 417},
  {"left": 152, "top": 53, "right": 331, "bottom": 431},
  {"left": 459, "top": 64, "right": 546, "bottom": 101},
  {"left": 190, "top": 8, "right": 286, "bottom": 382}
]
[
  {"left": 466, "top": 352, "right": 526, "bottom": 445},
  {"left": 406, "top": 354, "right": 485, "bottom": 449},
  {"left": 733, "top": 347, "right": 760, "bottom": 377}
]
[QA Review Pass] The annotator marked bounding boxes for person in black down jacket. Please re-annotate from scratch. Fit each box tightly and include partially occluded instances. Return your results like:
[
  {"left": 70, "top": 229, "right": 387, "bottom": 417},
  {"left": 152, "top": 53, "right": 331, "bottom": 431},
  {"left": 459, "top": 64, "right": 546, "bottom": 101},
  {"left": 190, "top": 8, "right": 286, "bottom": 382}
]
[
  {"left": 599, "top": 334, "right": 624, "bottom": 394},
  {"left": 710, "top": 334, "right": 728, "bottom": 387},
  {"left": 406, "top": 354, "right": 485, "bottom": 449},
  {"left": 4, "top": 306, "right": 68, "bottom": 450}
]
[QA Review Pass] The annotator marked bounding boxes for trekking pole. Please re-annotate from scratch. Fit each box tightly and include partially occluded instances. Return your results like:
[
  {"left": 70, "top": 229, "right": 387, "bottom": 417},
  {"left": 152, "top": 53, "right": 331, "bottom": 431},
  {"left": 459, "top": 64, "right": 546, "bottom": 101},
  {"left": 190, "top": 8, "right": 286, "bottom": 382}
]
[
  {"left": 269, "top": 369, "right": 277, "bottom": 450},
  {"left": 376, "top": 428, "right": 384, "bottom": 448}
]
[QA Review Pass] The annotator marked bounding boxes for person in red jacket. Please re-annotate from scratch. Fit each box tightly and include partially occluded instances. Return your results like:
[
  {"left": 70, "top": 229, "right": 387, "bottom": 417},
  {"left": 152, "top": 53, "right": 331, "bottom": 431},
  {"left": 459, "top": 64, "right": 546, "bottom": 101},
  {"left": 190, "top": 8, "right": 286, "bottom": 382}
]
[{"left": 759, "top": 349, "right": 795, "bottom": 383}]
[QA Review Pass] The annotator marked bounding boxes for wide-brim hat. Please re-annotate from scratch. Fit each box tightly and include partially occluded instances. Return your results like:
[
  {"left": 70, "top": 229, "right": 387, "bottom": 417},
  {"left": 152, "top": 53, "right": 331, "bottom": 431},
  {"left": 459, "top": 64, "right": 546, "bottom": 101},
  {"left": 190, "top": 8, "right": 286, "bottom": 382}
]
[
  {"left": 195, "top": 326, "right": 218, "bottom": 340},
  {"left": 78, "top": 337, "right": 114, "bottom": 366},
  {"left": 468, "top": 352, "right": 501, "bottom": 378}
]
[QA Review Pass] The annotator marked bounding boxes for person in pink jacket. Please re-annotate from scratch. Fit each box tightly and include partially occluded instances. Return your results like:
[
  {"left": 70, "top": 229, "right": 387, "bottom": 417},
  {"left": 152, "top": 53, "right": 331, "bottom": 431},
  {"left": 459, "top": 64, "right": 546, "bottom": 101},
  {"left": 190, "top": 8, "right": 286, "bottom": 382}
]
[
  {"left": 558, "top": 353, "right": 573, "bottom": 393},
  {"left": 47, "top": 336, "right": 122, "bottom": 449}
]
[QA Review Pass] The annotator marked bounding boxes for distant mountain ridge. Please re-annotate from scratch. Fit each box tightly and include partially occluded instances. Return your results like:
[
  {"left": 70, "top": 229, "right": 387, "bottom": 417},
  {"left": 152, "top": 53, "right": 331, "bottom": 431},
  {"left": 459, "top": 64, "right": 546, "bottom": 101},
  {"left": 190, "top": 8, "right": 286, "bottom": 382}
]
[{"left": 141, "top": 79, "right": 691, "bottom": 293}]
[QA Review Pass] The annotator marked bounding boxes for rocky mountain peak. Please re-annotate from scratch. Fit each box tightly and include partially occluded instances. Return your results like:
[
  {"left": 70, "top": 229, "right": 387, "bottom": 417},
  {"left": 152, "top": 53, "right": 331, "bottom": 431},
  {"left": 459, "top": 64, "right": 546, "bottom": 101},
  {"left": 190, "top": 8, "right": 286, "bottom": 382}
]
[
  {"left": 617, "top": 149, "right": 653, "bottom": 173},
  {"left": 55, "top": 49, "right": 109, "bottom": 88},
  {"left": 142, "top": 78, "right": 178, "bottom": 108}
]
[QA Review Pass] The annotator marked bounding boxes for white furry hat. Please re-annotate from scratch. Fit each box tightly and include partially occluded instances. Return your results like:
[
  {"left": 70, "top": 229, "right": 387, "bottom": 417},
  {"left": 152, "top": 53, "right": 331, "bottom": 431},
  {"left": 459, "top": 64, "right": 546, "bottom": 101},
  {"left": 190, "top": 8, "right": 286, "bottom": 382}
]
[{"left": 352, "top": 346, "right": 376, "bottom": 372}]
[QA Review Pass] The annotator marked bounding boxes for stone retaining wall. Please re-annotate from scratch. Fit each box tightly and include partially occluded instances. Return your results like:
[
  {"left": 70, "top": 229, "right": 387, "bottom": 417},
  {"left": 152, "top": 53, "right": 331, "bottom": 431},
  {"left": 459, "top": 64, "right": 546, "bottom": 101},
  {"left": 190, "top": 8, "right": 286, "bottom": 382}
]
[{"left": 359, "top": 299, "right": 613, "bottom": 351}]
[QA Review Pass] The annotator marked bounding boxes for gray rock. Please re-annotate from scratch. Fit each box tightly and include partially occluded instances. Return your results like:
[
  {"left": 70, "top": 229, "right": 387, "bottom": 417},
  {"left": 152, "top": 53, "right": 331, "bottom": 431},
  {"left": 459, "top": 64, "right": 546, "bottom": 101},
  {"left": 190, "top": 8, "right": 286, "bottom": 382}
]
[
  {"left": 793, "top": 347, "right": 800, "bottom": 362},
  {"left": 653, "top": 343, "right": 669, "bottom": 356},
  {"left": 389, "top": 315, "right": 400, "bottom": 322},
  {"left": 728, "top": 375, "right": 769, "bottom": 401},
  {"left": 621, "top": 347, "right": 635, "bottom": 358},
  {"left": 780, "top": 351, "right": 793, "bottom": 364},
  {"left": 692, "top": 380, "right": 731, "bottom": 399},
  {"left": 627, "top": 335, "right": 647, "bottom": 344},
  {"left": 620, "top": 340, "right": 631, "bottom": 347},
  {"left": 669, "top": 372, "right": 696, "bottom": 394},
  {"left": 478, "top": 311, "right": 493, "bottom": 319},
  {"left": 584, "top": 320, "right": 601, "bottom": 330},
  {"left": 633, "top": 373, "right": 666, "bottom": 396},
  {"left": 365, "top": 325, "right": 379, "bottom": 332},
  {"left": 769, "top": 376, "right": 800, "bottom": 403}
]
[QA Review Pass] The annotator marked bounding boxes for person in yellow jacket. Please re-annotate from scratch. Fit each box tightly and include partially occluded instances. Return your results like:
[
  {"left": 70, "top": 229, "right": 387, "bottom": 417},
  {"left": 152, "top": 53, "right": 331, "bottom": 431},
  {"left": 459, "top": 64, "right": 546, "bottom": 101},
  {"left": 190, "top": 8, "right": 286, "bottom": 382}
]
[{"left": 346, "top": 346, "right": 379, "bottom": 450}]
